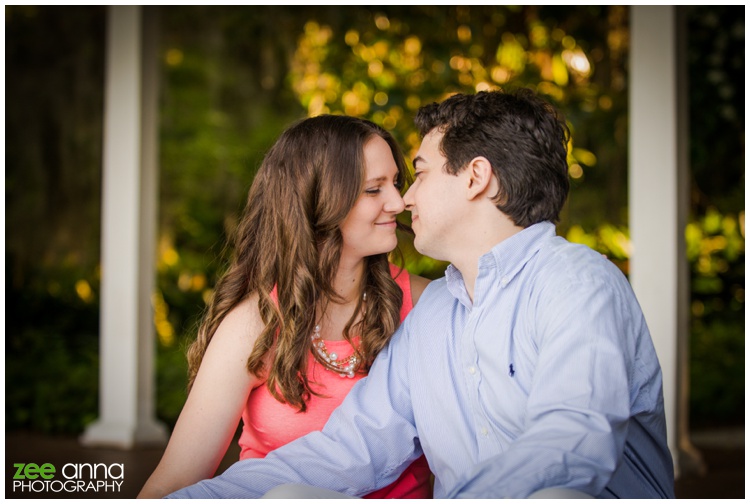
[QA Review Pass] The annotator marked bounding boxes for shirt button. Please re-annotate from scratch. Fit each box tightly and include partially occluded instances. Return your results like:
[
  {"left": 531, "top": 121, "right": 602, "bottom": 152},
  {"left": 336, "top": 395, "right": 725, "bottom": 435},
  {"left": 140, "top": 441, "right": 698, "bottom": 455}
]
[
  {"left": 481, "top": 427, "right": 489, "bottom": 436},
  {"left": 468, "top": 366, "right": 476, "bottom": 375},
  {"left": 501, "top": 276, "right": 509, "bottom": 287}
]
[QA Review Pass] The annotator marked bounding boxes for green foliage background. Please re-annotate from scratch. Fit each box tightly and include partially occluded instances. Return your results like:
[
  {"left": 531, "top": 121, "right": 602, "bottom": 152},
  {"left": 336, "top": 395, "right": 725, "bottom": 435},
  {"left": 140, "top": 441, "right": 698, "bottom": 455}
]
[{"left": 5, "top": 6, "right": 744, "bottom": 434}]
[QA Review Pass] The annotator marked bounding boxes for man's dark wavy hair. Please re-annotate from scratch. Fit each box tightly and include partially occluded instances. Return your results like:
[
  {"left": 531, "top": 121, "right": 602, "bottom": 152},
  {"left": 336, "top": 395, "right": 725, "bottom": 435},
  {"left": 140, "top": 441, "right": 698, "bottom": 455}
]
[{"left": 414, "top": 88, "right": 571, "bottom": 227}]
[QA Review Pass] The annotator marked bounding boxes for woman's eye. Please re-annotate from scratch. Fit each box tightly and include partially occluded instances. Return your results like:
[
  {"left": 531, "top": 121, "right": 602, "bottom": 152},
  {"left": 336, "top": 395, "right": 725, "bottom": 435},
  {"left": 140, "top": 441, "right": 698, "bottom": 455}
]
[{"left": 365, "top": 188, "right": 381, "bottom": 195}]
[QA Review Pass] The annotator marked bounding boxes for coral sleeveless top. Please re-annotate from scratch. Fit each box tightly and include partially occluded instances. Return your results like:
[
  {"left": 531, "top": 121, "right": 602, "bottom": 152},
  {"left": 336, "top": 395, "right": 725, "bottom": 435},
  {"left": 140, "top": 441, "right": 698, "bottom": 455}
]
[{"left": 238, "top": 264, "right": 432, "bottom": 499}]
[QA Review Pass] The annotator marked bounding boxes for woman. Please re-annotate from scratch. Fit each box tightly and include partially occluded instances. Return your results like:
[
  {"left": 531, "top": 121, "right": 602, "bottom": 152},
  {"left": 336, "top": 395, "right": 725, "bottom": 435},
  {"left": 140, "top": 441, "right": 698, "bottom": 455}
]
[{"left": 139, "top": 115, "right": 432, "bottom": 498}]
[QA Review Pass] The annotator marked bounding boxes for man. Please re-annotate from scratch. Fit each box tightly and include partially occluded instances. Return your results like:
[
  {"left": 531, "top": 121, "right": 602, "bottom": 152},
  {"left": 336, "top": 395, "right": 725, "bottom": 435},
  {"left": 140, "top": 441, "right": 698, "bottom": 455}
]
[{"left": 168, "top": 89, "right": 675, "bottom": 499}]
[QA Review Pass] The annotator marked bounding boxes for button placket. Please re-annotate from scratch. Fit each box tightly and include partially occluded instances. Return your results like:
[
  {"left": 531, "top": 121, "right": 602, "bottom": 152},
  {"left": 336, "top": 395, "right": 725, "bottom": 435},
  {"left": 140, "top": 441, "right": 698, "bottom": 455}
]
[{"left": 459, "top": 309, "right": 486, "bottom": 451}]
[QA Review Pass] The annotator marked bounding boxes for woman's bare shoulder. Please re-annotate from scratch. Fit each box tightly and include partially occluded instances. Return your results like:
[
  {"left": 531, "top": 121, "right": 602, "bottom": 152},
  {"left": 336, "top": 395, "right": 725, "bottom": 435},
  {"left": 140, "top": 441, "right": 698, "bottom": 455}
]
[
  {"left": 408, "top": 273, "right": 432, "bottom": 305},
  {"left": 211, "top": 292, "right": 265, "bottom": 349}
]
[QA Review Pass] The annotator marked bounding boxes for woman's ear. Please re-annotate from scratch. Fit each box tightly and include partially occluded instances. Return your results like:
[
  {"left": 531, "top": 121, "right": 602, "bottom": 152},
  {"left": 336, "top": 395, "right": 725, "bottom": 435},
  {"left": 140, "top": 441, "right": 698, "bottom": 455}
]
[{"left": 466, "top": 156, "right": 494, "bottom": 201}]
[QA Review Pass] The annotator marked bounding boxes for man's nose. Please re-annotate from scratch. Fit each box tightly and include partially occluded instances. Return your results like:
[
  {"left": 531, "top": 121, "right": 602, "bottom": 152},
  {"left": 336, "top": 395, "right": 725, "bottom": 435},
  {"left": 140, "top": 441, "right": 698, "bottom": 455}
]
[{"left": 403, "top": 183, "right": 415, "bottom": 211}]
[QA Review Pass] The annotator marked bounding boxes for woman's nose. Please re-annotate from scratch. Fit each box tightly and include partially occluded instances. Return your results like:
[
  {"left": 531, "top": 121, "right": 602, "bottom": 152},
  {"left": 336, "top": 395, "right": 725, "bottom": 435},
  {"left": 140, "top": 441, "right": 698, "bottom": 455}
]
[{"left": 384, "top": 186, "right": 406, "bottom": 213}]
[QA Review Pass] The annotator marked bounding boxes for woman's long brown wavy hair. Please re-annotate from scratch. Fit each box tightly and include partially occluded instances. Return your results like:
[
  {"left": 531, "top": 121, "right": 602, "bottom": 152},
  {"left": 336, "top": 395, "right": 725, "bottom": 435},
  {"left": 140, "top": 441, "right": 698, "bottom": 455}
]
[{"left": 186, "top": 115, "right": 410, "bottom": 411}]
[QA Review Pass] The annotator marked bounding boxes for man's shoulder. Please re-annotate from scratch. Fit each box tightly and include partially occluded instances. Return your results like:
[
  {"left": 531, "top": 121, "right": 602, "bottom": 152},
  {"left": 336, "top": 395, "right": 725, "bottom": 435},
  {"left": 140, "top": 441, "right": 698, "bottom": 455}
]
[
  {"left": 533, "top": 235, "right": 629, "bottom": 289},
  {"left": 542, "top": 235, "right": 620, "bottom": 269}
]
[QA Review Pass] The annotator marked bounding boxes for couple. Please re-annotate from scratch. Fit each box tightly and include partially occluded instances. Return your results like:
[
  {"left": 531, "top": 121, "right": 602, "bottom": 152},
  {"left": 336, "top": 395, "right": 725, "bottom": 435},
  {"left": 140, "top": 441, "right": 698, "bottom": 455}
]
[{"left": 141, "top": 89, "right": 674, "bottom": 499}]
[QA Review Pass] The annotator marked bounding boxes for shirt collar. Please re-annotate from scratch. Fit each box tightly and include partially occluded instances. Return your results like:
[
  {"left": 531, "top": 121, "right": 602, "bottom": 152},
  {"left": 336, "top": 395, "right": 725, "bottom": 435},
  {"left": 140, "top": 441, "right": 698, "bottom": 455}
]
[{"left": 446, "top": 222, "right": 556, "bottom": 305}]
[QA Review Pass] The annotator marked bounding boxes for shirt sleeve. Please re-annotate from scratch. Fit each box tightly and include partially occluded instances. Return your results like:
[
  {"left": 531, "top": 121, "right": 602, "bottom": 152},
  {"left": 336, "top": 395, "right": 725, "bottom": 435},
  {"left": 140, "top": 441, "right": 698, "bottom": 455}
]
[
  {"left": 166, "top": 322, "right": 423, "bottom": 499},
  {"left": 451, "top": 261, "right": 640, "bottom": 498}
]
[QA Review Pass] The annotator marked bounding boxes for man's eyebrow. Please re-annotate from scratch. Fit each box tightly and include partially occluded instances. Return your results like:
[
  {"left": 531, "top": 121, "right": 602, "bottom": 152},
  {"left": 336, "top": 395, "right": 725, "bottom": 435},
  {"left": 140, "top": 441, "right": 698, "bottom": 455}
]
[{"left": 412, "top": 155, "right": 424, "bottom": 168}]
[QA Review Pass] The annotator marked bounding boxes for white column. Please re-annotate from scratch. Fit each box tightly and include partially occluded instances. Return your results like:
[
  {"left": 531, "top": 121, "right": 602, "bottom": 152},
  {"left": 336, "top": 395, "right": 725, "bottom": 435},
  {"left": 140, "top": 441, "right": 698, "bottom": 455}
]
[
  {"left": 81, "top": 5, "right": 167, "bottom": 449},
  {"left": 629, "top": 5, "right": 691, "bottom": 477}
]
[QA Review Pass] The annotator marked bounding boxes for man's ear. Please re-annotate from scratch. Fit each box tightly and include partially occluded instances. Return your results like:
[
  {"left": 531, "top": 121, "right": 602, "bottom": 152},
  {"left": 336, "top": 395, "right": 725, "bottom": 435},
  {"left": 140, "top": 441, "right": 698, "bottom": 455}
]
[{"left": 466, "top": 156, "right": 494, "bottom": 201}]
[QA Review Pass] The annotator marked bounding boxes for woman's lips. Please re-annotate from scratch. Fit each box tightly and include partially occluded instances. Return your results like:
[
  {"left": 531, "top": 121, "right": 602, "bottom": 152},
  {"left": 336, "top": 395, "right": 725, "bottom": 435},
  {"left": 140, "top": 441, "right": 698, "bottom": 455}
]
[{"left": 375, "top": 220, "right": 397, "bottom": 227}]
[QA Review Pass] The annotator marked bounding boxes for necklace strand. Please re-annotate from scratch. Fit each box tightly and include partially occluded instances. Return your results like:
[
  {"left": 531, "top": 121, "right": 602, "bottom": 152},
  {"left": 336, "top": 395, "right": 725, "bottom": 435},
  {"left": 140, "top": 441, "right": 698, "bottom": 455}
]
[
  {"left": 311, "top": 325, "right": 360, "bottom": 378},
  {"left": 310, "top": 292, "right": 365, "bottom": 378}
]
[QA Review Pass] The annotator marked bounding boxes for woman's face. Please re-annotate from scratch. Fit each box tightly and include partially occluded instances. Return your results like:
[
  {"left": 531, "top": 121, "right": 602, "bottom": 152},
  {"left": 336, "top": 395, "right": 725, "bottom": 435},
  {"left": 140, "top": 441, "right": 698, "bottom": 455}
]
[{"left": 339, "top": 136, "right": 405, "bottom": 261}]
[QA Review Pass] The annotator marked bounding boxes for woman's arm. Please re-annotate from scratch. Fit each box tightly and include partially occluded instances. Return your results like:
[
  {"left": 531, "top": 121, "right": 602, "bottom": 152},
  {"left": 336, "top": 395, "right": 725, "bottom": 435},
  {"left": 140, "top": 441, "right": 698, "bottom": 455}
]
[
  {"left": 408, "top": 273, "right": 431, "bottom": 305},
  {"left": 138, "top": 294, "right": 265, "bottom": 498},
  {"left": 166, "top": 314, "right": 422, "bottom": 499}
]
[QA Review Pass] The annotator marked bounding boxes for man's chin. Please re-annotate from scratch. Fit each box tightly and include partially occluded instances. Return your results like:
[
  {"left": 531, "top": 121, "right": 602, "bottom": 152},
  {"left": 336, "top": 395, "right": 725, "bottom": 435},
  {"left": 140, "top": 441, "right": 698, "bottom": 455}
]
[
  {"left": 413, "top": 237, "right": 425, "bottom": 256},
  {"left": 413, "top": 239, "right": 446, "bottom": 263}
]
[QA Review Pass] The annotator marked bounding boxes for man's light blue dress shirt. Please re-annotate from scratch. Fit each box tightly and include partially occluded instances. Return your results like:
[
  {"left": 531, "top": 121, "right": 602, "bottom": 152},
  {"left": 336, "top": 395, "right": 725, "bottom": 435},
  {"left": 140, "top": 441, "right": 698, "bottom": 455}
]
[{"left": 168, "top": 222, "right": 674, "bottom": 499}]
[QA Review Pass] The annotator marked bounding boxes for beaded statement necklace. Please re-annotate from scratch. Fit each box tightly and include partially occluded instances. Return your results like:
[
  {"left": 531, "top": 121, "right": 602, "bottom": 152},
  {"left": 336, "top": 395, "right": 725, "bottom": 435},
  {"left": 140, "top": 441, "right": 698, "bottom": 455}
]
[{"left": 310, "top": 292, "right": 365, "bottom": 378}]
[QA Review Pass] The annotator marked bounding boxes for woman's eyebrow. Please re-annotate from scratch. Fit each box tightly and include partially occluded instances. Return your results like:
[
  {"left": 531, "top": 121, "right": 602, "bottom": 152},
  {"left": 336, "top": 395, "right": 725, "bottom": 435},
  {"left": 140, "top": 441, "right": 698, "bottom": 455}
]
[{"left": 364, "top": 176, "right": 388, "bottom": 184}]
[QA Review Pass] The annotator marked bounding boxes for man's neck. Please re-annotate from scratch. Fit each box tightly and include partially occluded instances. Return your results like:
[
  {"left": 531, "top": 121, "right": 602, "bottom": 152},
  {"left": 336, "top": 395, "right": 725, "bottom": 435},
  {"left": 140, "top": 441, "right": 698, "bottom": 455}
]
[{"left": 451, "top": 217, "right": 523, "bottom": 302}]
